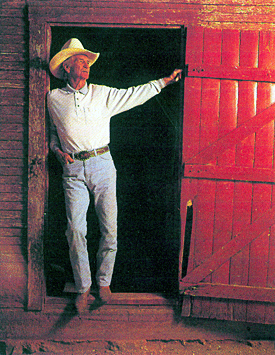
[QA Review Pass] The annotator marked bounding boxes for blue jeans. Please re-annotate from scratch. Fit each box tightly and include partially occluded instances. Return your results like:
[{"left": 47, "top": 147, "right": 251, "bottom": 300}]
[{"left": 62, "top": 151, "right": 117, "bottom": 293}]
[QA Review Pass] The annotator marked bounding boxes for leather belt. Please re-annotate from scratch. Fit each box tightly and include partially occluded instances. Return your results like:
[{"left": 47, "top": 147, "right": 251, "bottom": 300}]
[{"left": 73, "top": 146, "right": 109, "bottom": 161}]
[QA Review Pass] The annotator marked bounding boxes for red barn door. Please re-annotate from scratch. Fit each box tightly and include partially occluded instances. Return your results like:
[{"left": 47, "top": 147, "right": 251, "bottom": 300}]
[{"left": 179, "top": 27, "right": 275, "bottom": 324}]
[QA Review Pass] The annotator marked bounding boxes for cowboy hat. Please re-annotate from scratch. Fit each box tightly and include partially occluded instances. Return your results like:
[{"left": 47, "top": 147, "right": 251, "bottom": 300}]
[{"left": 49, "top": 38, "right": 100, "bottom": 79}]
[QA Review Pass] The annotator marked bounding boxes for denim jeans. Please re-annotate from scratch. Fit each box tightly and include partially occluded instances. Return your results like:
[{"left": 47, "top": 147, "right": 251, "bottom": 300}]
[{"left": 62, "top": 151, "right": 117, "bottom": 293}]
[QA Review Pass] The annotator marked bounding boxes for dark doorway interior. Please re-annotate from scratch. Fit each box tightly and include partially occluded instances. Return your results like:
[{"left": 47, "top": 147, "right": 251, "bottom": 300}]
[{"left": 46, "top": 27, "right": 182, "bottom": 296}]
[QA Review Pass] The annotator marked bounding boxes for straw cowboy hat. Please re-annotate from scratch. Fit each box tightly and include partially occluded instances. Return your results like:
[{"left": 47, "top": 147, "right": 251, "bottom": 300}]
[{"left": 49, "top": 38, "right": 100, "bottom": 79}]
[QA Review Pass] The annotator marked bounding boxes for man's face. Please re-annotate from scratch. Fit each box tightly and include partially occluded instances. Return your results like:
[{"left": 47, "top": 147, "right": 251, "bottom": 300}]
[{"left": 65, "top": 55, "right": 91, "bottom": 81}]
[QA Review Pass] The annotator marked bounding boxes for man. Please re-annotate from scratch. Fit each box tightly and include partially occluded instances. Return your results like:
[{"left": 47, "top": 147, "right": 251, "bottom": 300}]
[{"left": 47, "top": 38, "right": 182, "bottom": 313}]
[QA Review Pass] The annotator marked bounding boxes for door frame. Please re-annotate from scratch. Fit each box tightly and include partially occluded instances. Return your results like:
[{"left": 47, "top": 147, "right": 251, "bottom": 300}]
[{"left": 27, "top": 6, "right": 184, "bottom": 311}]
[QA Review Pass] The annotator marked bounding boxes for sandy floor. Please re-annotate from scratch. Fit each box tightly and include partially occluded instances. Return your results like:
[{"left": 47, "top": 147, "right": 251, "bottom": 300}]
[{"left": 2, "top": 339, "right": 275, "bottom": 355}]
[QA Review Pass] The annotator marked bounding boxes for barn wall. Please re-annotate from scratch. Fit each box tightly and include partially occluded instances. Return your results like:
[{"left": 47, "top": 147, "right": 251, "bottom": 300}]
[
  {"left": 0, "top": 0, "right": 28, "bottom": 309},
  {"left": 1, "top": 0, "right": 275, "bottom": 314}
]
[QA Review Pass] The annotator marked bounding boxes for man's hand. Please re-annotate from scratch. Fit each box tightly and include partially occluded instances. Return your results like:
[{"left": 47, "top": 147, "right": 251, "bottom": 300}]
[
  {"left": 163, "top": 69, "right": 183, "bottom": 86},
  {"left": 55, "top": 149, "right": 74, "bottom": 165}
]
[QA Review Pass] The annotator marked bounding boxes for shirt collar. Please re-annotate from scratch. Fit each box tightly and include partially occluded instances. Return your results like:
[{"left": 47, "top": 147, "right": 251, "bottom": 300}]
[{"left": 63, "top": 82, "right": 88, "bottom": 95}]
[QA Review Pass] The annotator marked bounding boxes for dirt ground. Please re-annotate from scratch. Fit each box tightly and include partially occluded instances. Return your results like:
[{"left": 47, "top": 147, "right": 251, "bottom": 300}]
[{"left": 1, "top": 339, "right": 275, "bottom": 355}]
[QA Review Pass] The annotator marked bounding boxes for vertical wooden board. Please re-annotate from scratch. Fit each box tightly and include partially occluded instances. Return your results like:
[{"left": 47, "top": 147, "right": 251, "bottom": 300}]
[
  {"left": 235, "top": 81, "right": 257, "bottom": 168},
  {"left": 252, "top": 36, "right": 274, "bottom": 322},
  {"left": 230, "top": 247, "right": 250, "bottom": 321},
  {"left": 258, "top": 31, "right": 275, "bottom": 69},
  {"left": 264, "top": 304, "right": 275, "bottom": 324},
  {"left": 208, "top": 299, "right": 233, "bottom": 321},
  {"left": 202, "top": 28, "right": 222, "bottom": 66},
  {"left": 27, "top": 21, "right": 47, "bottom": 311},
  {"left": 230, "top": 182, "right": 252, "bottom": 322},
  {"left": 182, "top": 77, "right": 201, "bottom": 162},
  {"left": 250, "top": 182, "right": 271, "bottom": 291},
  {"left": 200, "top": 79, "right": 220, "bottom": 162},
  {"left": 193, "top": 297, "right": 212, "bottom": 319},
  {"left": 192, "top": 180, "right": 216, "bottom": 270},
  {"left": 218, "top": 80, "right": 238, "bottom": 166},
  {"left": 248, "top": 231, "right": 269, "bottom": 288},
  {"left": 256, "top": 32, "right": 275, "bottom": 170},
  {"left": 236, "top": 31, "right": 258, "bottom": 170},
  {"left": 239, "top": 31, "right": 259, "bottom": 68},
  {"left": 268, "top": 225, "right": 275, "bottom": 289},
  {"left": 236, "top": 81, "right": 257, "bottom": 124},
  {"left": 264, "top": 224, "right": 275, "bottom": 324},
  {"left": 212, "top": 181, "right": 234, "bottom": 284},
  {"left": 232, "top": 300, "right": 248, "bottom": 322},
  {"left": 185, "top": 26, "right": 204, "bottom": 65},
  {"left": 230, "top": 182, "right": 252, "bottom": 286},
  {"left": 247, "top": 232, "right": 269, "bottom": 324},
  {"left": 221, "top": 29, "right": 240, "bottom": 66},
  {"left": 254, "top": 117, "right": 274, "bottom": 169},
  {"left": 251, "top": 183, "right": 272, "bottom": 224}
]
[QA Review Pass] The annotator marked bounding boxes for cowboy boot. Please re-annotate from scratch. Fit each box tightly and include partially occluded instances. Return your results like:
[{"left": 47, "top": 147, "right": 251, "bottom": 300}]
[
  {"left": 99, "top": 286, "right": 112, "bottom": 303},
  {"left": 75, "top": 287, "right": 91, "bottom": 313}
]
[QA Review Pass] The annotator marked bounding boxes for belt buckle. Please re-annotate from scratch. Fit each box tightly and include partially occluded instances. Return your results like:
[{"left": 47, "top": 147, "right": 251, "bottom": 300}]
[{"left": 78, "top": 150, "right": 91, "bottom": 161}]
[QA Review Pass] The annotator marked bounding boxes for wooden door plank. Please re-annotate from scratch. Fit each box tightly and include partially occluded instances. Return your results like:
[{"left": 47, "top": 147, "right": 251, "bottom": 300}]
[
  {"left": 229, "top": 182, "right": 251, "bottom": 321},
  {"left": 185, "top": 26, "right": 204, "bottom": 65},
  {"left": 255, "top": 32, "right": 275, "bottom": 170},
  {"left": 180, "top": 193, "right": 275, "bottom": 286},
  {"left": 190, "top": 180, "right": 216, "bottom": 318},
  {"left": 190, "top": 180, "right": 216, "bottom": 274},
  {"left": 184, "top": 164, "right": 275, "bottom": 183},
  {"left": 265, "top": 224, "right": 275, "bottom": 323},
  {"left": 254, "top": 115, "right": 274, "bottom": 170},
  {"left": 200, "top": 28, "right": 221, "bottom": 168},
  {"left": 268, "top": 225, "right": 275, "bottom": 289},
  {"left": 240, "top": 31, "right": 259, "bottom": 68},
  {"left": 230, "top": 182, "right": 252, "bottom": 286},
  {"left": 217, "top": 80, "right": 238, "bottom": 166},
  {"left": 182, "top": 77, "right": 201, "bottom": 162},
  {"left": 203, "top": 28, "right": 222, "bottom": 66},
  {"left": 200, "top": 79, "right": 220, "bottom": 165},
  {"left": 258, "top": 31, "right": 274, "bottom": 69},
  {"left": 210, "top": 182, "right": 234, "bottom": 321},
  {"left": 247, "top": 231, "right": 270, "bottom": 323},
  {"left": 212, "top": 32, "right": 238, "bottom": 318},
  {"left": 200, "top": 79, "right": 220, "bottom": 163},
  {"left": 221, "top": 29, "right": 240, "bottom": 66},
  {"left": 212, "top": 182, "right": 234, "bottom": 284},
  {"left": 235, "top": 82, "right": 257, "bottom": 168}
]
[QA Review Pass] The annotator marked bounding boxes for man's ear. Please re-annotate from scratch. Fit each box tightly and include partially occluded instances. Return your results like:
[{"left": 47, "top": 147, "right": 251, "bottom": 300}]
[{"left": 63, "top": 62, "right": 71, "bottom": 74}]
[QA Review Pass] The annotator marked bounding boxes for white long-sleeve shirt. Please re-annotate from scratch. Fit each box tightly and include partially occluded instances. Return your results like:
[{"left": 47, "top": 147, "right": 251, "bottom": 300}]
[{"left": 47, "top": 79, "right": 166, "bottom": 154}]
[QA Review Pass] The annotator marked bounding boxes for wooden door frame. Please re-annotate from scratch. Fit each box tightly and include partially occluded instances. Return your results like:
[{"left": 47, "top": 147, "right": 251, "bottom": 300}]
[{"left": 27, "top": 5, "right": 184, "bottom": 311}]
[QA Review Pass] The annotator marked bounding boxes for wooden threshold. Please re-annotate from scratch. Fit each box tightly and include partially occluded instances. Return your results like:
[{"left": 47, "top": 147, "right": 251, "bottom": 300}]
[
  {"left": 44, "top": 282, "right": 178, "bottom": 315},
  {"left": 61, "top": 282, "right": 177, "bottom": 305}
]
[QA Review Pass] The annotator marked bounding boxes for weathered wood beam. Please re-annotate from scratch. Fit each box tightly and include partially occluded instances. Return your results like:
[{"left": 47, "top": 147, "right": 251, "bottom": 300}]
[
  {"left": 181, "top": 283, "right": 275, "bottom": 303},
  {"left": 188, "top": 64, "right": 275, "bottom": 83},
  {"left": 184, "top": 164, "right": 275, "bottom": 183}
]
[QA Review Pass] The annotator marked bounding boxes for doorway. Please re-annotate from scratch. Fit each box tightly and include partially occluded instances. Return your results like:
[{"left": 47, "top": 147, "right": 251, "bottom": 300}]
[{"left": 45, "top": 27, "right": 183, "bottom": 297}]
